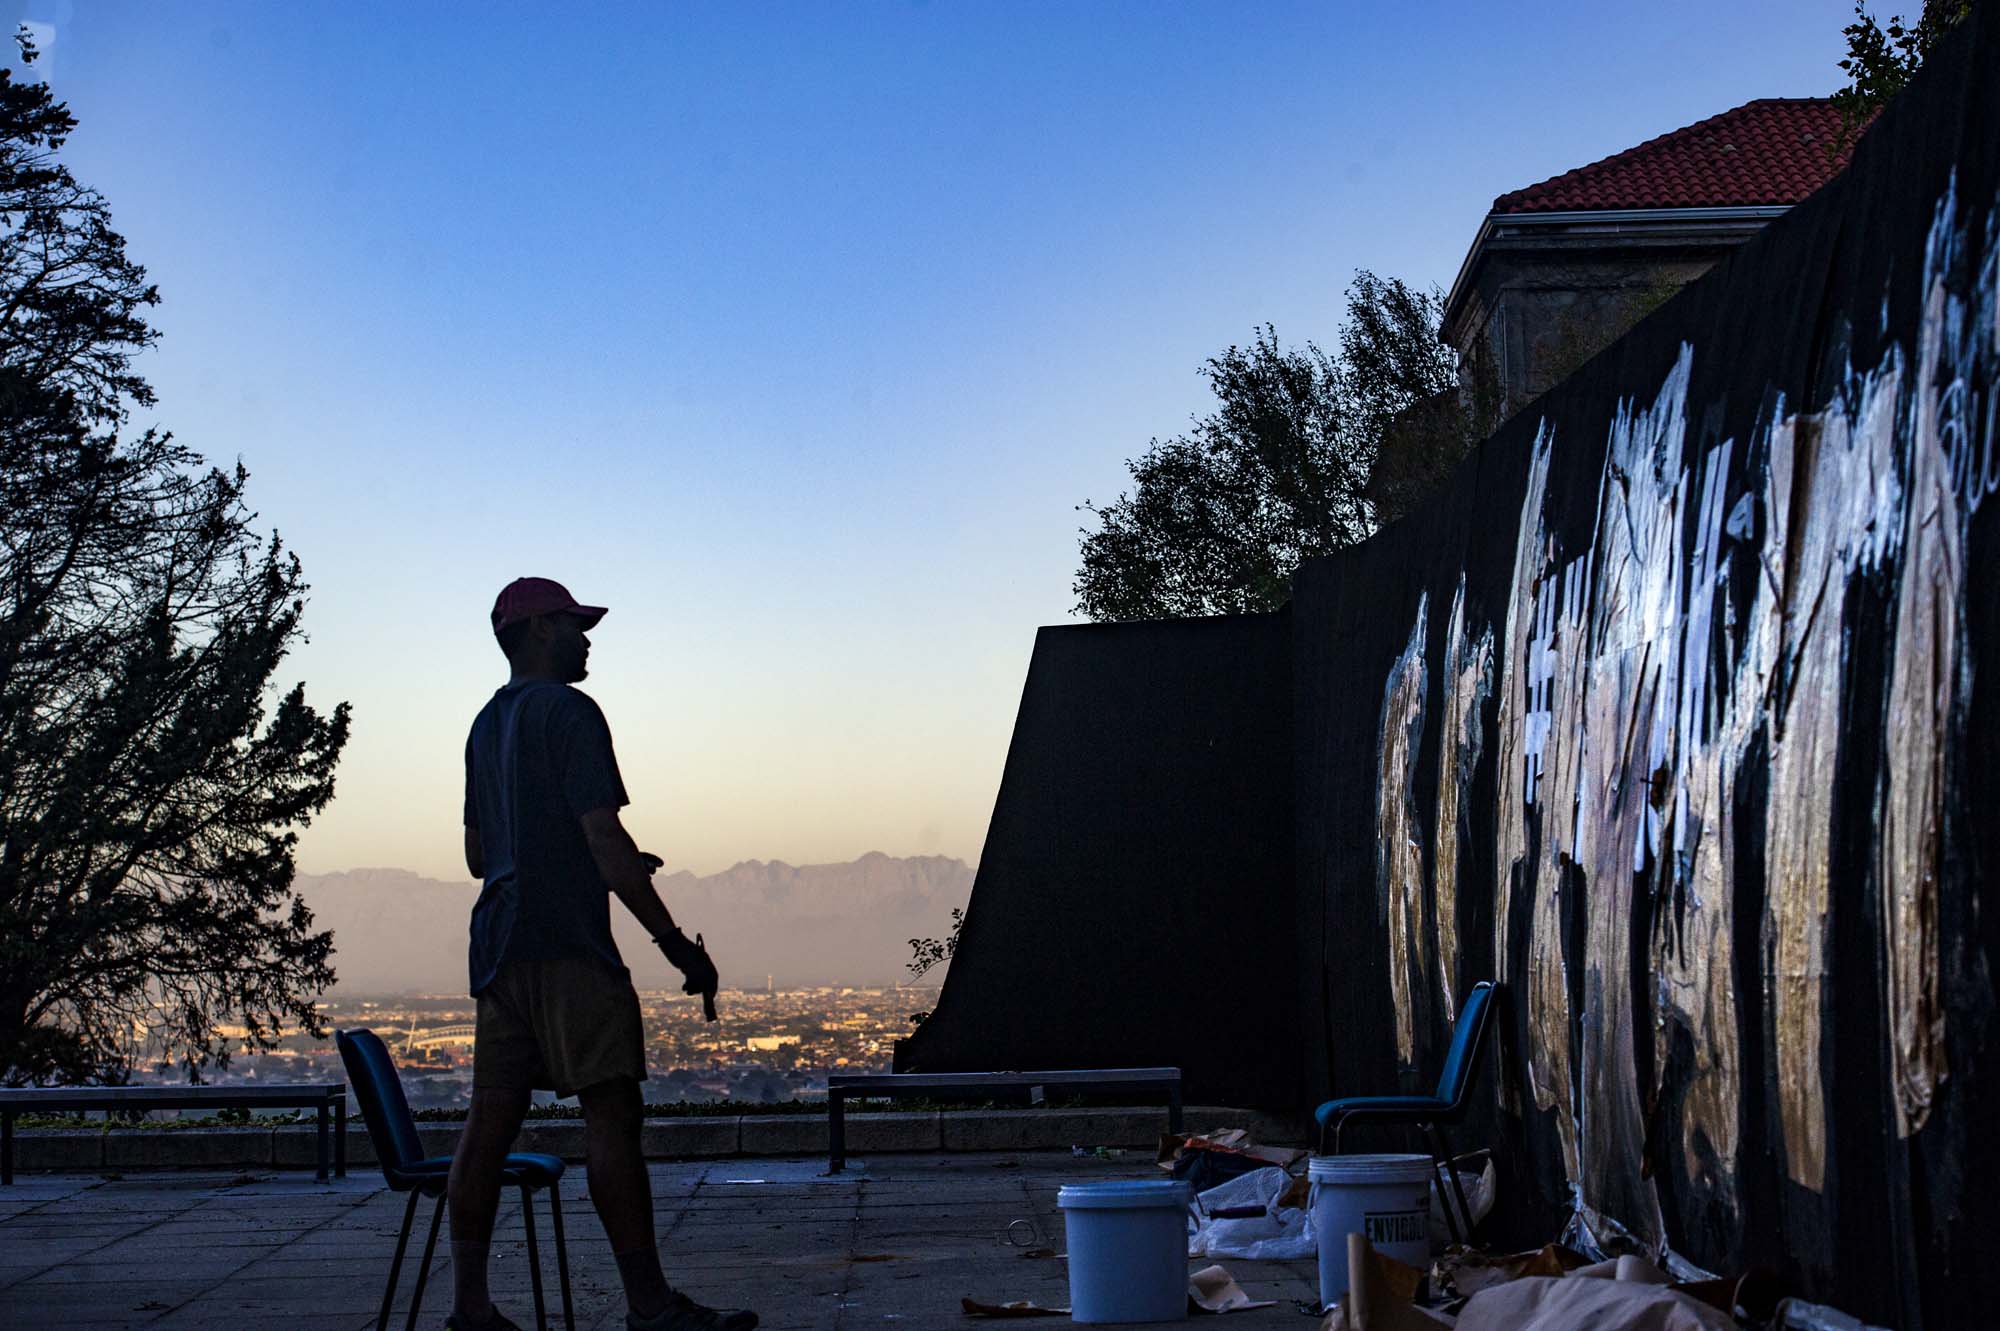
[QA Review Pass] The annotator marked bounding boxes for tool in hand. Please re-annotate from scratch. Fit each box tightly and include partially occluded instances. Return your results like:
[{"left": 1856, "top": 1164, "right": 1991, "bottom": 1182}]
[
  {"left": 641, "top": 851, "right": 721, "bottom": 1021},
  {"left": 656, "top": 927, "right": 720, "bottom": 1021}
]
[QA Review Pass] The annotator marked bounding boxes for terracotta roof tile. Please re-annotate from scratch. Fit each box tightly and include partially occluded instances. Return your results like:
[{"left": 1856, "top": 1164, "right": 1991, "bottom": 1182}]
[{"left": 1492, "top": 98, "right": 1858, "bottom": 214}]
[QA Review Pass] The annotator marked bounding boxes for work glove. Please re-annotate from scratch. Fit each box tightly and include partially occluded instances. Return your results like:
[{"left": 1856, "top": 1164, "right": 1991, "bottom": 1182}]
[{"left": 655, "top": 927, "right": 720, "bottom": 1021}]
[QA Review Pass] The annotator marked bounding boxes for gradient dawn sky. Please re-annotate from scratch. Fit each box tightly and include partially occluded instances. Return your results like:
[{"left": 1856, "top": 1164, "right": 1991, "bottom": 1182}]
[{"left": 22, "top": 1, "right": 1853, "bottom": 881}]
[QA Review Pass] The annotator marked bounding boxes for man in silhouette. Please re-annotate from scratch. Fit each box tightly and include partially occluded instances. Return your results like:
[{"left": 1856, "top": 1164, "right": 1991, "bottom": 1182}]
[{"left": 451, "top": 577, "right": 755, "bottom": 1331}]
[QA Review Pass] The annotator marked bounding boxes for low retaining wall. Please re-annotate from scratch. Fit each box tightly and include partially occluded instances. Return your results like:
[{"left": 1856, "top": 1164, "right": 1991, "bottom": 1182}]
[{"left": 5, "top": 1105, "right": 1302, "bottom": 1174}]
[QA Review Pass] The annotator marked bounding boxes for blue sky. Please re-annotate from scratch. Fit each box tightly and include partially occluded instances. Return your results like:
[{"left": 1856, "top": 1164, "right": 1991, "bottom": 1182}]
[{"left": 19, "top": 2, "right": 1855, "bottom": 879}]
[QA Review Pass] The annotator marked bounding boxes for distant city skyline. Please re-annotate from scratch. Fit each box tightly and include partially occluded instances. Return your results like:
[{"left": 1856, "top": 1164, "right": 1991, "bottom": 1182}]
[{"left": 19, "top": 1, "right": 1857, "bottom": 879}]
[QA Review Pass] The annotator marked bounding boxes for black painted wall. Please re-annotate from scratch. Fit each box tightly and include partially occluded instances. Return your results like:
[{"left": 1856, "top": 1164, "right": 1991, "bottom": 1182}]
[{"left": 895, "top": 614, "right": 1297, "bottom": 1108}]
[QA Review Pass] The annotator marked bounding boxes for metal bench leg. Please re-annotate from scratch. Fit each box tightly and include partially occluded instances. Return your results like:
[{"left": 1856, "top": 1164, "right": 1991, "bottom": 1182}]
[
  {"left": 829, "top": 1090, "right": 847, "bottom": 1173},
  {"left": 404, "top": 1190, "right": 445, "bottom": 1331},
  {"left": 335, "top": 1097, "right": 348, "bottom": 1178},
  {"left": 379, "top": 1189, "right": 421, "bottom": 1331},
  {"left": 316, "top": 1103, "right": 329, "bottom": 1183},
  {"left": 550, "top": 1183, "right": 574, "bottom": 1330},
  {"left": 522, "top": 1184, "right": 547, "bottom": 1331}
]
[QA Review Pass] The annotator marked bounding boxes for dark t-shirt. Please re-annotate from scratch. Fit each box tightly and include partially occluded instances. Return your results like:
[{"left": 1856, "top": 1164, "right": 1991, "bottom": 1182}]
[{"left": 463, "top": 680, "right": 630, "bottom": 995}]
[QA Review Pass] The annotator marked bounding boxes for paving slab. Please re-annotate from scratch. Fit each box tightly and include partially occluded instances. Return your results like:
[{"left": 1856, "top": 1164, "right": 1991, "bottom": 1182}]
[{"left": 0, "top": 1153, "right": 1321, "bottom": 1328}]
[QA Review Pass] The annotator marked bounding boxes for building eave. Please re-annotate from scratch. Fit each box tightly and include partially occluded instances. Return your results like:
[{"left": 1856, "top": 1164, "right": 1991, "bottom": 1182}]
[{"left": 1442, "top": 204, "right": 1794, "bottom": 338}]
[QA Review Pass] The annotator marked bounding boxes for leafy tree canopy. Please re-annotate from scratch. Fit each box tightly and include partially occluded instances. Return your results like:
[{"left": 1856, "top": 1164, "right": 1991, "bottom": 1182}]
[
  {"left": 1832, "top": 1, "right": 1974, "bottom": 141},
  {"left": 0, "top": 29, "right": 350, "bottom": 1085},
  {"left": 1072, "top": 273, "right": 1490, "bottom": 621}
]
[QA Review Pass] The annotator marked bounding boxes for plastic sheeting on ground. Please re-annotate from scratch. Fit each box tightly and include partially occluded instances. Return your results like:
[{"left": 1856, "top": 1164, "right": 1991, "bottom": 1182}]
[
  {"left": 1188, "top": 1166, "right": 1314, "bottom": 1260},
  {"left": 1452, "top": 1276, "right": 1736, "bottom": 1331}
]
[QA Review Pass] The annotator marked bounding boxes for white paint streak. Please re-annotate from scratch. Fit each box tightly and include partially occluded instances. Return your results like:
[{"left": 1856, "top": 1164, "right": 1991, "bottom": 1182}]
[
  {"left": 1435, "top": 578, "right": 1493, "bottom": 1026},
  {"left": 1377, "top": 593, "right": 1430, "bottom": 1069},
  {"left": 1494, "top": 424, "right": 1556, "bottom": 1121}
]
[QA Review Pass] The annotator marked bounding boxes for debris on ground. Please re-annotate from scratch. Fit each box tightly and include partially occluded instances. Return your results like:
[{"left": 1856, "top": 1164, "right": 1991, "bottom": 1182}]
[
  {"left": 965, "top": 1266, "right": 1275, "bottom": 1320},
  {"left": 1188, "top": 1165, "right": 1314, "bottom": 1261},
  {"left": 961, "top": 1297, "right": 1068, "bottom": 1317},
  {"left": 1320, "top": 1228, "right": 1881, "bottom": 1330},
  {"left": 1433, "top": 1242, "right": 1589, "bottom": 1300},
  {"left": 1160, "top": 1128, "right": 1308, "bottom": 1181},
  {"left": 1769, "top": 1299, "right": 1892, "bottom": 1331},
  {"left": 1188, "top": 1264, "right": 1276, "bottom": 1313},
  {"left": 1320, "top": 1234, "right": 1450, "bottom": 1330}
]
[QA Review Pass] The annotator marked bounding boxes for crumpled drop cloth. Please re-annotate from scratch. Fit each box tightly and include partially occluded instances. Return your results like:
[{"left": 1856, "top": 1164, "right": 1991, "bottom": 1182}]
[{"left": 1453, "top": 1276, "right": 1737, "bottom": 1331}]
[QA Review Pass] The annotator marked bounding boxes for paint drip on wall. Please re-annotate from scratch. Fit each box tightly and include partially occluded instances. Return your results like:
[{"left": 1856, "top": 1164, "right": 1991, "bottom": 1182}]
[
  {"left": 1376, "top": 592, "right": 1429, "bottom": 1071},
  {"left": 1435, "top": 578, "right": 1492, "bottom": 1026},
  {"left": 1418, "top": 177, "right": 1996, "bottom": 1246}
]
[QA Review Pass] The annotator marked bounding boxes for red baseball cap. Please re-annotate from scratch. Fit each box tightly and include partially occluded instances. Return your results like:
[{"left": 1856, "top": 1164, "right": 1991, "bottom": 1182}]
[{"left": 490, "top": 577, "right": 608, "bottom": 633}]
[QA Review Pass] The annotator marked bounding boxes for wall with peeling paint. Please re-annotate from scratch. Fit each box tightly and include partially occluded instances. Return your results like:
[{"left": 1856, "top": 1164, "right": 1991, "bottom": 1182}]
[
  {"left": 1299, "top": 16, "right": 1998, "bottom": 1326},
  {"left": 903, "top": 16, "right": 1997, "bottom": 1326}
]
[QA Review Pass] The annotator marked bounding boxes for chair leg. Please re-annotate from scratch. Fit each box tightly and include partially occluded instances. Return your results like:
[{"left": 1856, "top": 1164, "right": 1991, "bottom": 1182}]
[
  {"left": 404, "top": 1190, "right": 446, "bottom": 1331},
  {"left": 522, "top": 1184, "right": 548, "bottom": 1331},
  {"left": 1436, "top": 1125, "right": 1476, "bottom": 1239},
  {"left": 379, "top": 1189, "right": 421, "bottom": 1331},
  {"left": 1424, "top": 1124, "right": 1470, "bottom": 1247},
  {"left": 550, "top": 1184, "right": 574, "bottom": 1331}
]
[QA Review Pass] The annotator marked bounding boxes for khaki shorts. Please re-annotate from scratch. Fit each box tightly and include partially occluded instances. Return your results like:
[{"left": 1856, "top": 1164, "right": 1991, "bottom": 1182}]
[{"left": 473, "top": 956, "right": 647, "bottom": 1097}]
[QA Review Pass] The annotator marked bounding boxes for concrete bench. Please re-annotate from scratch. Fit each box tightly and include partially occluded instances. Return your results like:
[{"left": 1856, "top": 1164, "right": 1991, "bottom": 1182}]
[
  {"left": 0, "top": 1084, "right": 348, "bottom": 1184},
  {"left": 825, "top": 1067, "right": 1181, "bottom": 1172}
]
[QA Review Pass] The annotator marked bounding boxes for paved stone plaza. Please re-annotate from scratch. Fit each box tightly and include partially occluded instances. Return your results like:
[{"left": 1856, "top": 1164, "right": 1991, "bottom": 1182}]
[{"left": 0, "top": 1152, "right": 1320, "bottom": 1329}]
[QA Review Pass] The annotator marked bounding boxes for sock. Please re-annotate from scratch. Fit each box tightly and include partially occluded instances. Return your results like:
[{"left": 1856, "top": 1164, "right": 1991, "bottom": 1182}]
[
  {"left": 451, "top": 1240, "right": 494, "bottom": 1324},
  {"left": 615, "top": 1247, "right": 671, "bottom": 1319}
]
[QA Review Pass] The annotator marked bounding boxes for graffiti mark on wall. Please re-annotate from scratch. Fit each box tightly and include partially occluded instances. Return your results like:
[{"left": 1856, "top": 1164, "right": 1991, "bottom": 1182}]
[
  {"left": 1435, "top": 579, "right": 1492, "bottom": 1025},
  {"left": 1377, "top": 593, "right": 1428, "bottom": 1069},
  {"left": 1389, "top": 176, "right": 1995, "bottom": 1253},
  {"left": 1493, "top": 423, "right": 1552, "bottom": 1121},
  {"left": 1876, "top": 179, "right": 1982, "bottom": 1136}
]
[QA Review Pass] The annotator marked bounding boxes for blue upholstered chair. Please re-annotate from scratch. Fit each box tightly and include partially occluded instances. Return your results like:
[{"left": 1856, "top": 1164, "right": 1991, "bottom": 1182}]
[
  {"left": 1313, "top": 980, "right": 1499, "bottom": 1245},
  {"left": 337, "top": 1028, "right": 574, "bottom": 1331}
]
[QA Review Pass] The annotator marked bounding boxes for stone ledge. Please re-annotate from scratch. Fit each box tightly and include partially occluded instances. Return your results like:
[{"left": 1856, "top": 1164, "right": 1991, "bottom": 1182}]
[
  {"left": 8, "top": 1105, "right": 1301, "bottom": 1173},
  {"left": 12, "top": 1128, "right": 104, "bottom": 1172},
  {"left": 736, "top": 1114, "right": 822, "bottom": 1156},
  {"left": 641, "top": 1116, "right": 737, "bottom": 1158},
  {"left": 105, "top": 1127, "right": 272, "bottom": 1171},
  {"left": 513, "top": 1120, "right": 586, "bottom": 1159},
  {"left": 942, "top": 1106, "right": 1164, "bottom": 1152},
  {"left": 845, "top": 1109, "right": 943, "bottom": 1153}
]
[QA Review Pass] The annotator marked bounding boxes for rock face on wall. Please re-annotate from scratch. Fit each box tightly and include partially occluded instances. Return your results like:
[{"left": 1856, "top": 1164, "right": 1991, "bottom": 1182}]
[
  {"left": 907, "top": 16, "right": 1997, "bottom": 1326},
  {"left": 1297, "top": 17, "right": 1997, "bottom": 1327}
]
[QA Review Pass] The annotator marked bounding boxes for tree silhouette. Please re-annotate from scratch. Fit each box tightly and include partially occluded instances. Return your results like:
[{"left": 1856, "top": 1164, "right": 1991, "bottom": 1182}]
[{"left": 0, "top": 29, "right": 350, "bottom": 1085}]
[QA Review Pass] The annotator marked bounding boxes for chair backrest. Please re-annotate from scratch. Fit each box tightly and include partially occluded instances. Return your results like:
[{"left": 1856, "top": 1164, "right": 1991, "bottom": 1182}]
[
  {"left": 335, "top": 1028, "right": 427, "bottom": 1175},
  {"left": 1433, "top": 981, "right": 1498, "bottom": 1109}
]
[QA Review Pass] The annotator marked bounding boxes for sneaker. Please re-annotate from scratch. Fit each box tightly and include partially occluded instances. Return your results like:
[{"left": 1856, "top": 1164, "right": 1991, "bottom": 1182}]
[{"left": 627, "top": 1289, "right": 759, "bottom": 1331}]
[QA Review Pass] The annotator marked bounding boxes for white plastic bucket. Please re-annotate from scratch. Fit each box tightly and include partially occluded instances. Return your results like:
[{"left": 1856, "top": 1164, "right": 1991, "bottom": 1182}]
[
  {"left": 1307, "top": 1154, "right": 1435, "bottom": 1307},
  {"left": 1056, "top": 1179, "right": 1193, "bottom": 1323}
]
